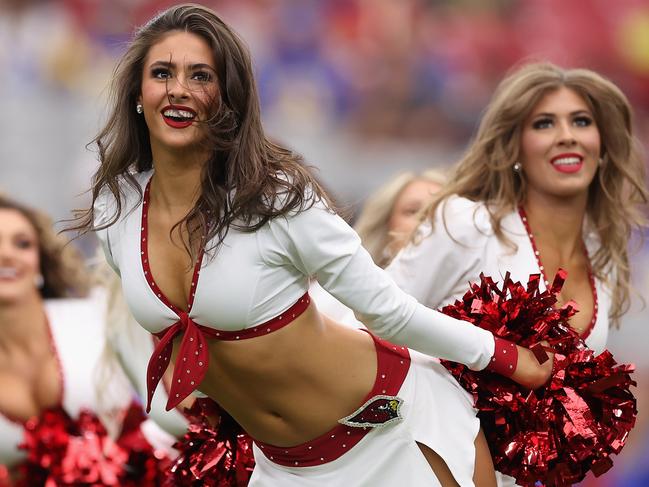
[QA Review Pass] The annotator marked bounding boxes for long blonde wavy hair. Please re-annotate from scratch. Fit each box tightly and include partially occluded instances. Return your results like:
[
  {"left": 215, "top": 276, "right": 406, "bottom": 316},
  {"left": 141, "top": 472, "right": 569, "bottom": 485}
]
[
  {"left": 425, "top": 62, "right": 648, "bottom": 327},
  {"left": 356, "top": 169, "right": 446, "bottom": 268}
]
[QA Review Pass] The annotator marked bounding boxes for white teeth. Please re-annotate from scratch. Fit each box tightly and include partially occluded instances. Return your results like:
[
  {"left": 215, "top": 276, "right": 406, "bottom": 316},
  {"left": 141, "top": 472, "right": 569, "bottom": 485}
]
[
  {"left": 552, "top": 157, "right": 581, "bottom": 165},
  {"left": 0, "top": 268, "right": 18, "bottom": 278},
  {"left": 163, "top": 109, "right": 195, "bottom": 119}
]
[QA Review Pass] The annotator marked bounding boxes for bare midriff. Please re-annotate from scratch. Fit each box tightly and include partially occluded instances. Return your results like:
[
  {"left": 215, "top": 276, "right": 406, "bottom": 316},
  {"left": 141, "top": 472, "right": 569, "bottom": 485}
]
[{"left": 177, "top": 303, "right": 378, "bottom": 447}]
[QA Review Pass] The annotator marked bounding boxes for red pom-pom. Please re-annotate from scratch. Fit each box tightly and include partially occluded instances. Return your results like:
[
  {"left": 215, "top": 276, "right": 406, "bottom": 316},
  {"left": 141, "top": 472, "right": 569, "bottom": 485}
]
[
  {"left": 116, "top": 402, "right": 172, "bottom": 486},
  {"left": 16, "top": 403, "right": 169, "bottom": 486},
  {"left": 440, "top": 272, "right": 637, "bottom": 487},
  {"left": 0, "top": 465, "right": 12, "bottom": 487},
  {"left": 167, "top": 398, "right": 254, "bottom": 486}
]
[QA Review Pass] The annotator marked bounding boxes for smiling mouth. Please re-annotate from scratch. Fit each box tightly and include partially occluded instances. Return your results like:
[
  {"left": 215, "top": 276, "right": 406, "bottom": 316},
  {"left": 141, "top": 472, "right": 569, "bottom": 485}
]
[
  {"left": 161, "top": 106, "right": 197, "bottom": 128},
  {"left": 550, "top": 154, "right": 583, "bottom": 174},
  {"left": 0, "top": 267, "right": 18, "bottom": 279}
]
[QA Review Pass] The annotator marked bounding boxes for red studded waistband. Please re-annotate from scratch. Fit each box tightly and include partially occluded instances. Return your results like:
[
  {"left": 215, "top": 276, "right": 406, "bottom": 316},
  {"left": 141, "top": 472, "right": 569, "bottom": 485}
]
[{"left": 254, "top": 332, "right": 411, "bottom": 467}]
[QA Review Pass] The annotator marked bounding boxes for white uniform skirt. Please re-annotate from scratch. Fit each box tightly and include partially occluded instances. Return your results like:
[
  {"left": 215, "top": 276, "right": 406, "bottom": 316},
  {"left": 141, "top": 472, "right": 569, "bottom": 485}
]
[
  {"left": 249, "top": 341, "right": 481, "bottom": 487},
  {"left": 496, "top": 472, "right": 520, "bottom": 486}
]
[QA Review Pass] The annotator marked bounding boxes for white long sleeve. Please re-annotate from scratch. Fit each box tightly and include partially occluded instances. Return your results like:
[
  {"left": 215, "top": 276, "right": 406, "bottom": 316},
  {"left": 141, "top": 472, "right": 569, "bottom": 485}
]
[
  {"left": 265, "top": 199, "right": 495, "bottom": 370},
  {"left": 93, "top": 188, "right": 121, "bottom": 276},
  {"left": 386, "top": 196, "right": 492, "bottom": 310}
]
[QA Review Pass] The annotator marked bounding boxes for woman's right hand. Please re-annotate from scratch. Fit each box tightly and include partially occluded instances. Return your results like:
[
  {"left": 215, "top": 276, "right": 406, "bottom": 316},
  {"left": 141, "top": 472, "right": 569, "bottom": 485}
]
[{"left": 509, "top": 341, "right": 554, "bottom": 389}]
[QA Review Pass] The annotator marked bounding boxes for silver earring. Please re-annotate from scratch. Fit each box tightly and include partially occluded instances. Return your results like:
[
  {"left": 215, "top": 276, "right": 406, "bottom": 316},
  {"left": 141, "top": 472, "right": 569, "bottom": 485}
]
[
  {"left": 136, "top": 103, "right": 143, "bottom": 114},
  {"left": 598, "top": 156, "right": 604, "bottom": 166},
  {"left": 513, "top": 162, "right": 522, "bottom": 173},
  {"left": 34, "top": 274, "right": 44, "bottom": 289}
]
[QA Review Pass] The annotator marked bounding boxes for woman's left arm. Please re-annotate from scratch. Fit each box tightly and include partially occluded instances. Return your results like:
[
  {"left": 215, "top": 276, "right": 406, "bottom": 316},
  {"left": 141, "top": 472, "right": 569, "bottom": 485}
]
[{"left": 264, "top": 201, "right": 498, "bottom": 371}]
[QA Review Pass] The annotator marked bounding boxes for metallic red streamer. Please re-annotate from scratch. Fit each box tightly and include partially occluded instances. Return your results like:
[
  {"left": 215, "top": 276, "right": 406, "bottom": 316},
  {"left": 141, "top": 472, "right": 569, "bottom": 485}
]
[
  {"left": 440, "top": 272, "right": 637, "bottom": 486},
  {"left": 16, "top": 402, "right": 169, "bottom": 486},
  {"left": 167, "top": 398, "right": 254, "bottom": 486}
]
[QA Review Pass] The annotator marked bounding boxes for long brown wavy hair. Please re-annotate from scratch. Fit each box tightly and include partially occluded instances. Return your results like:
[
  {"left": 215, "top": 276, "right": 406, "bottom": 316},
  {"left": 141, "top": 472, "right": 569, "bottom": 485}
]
[
  {"left": 71, "top": 4, "right": 329, "bottom": 256},
  {"left": 425, "top": 62, "right": 648, "bottom": 327},
  {"left": 0, "top": 195, "right": 89, "bottom": 299}
]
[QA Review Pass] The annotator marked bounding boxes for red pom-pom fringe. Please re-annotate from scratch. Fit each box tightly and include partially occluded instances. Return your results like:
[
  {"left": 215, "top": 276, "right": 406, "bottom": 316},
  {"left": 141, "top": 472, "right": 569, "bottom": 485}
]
[
  {"left": 166, "top": 398, "right": 254, "bottom": 486},
  {"left": 15, "top": 402, "right": 169, "bottom": 486},
  {"left": 440, "top": 272, "right": 637, "bottom": 487}
]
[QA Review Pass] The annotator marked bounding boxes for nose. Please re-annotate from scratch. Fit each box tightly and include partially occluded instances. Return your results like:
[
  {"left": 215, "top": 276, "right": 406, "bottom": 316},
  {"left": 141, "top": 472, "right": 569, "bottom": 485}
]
[
  {"left": 167, "top": 76, "right": 190, "bottom": 101},
  {"left": 557, "top": 120, "right": 576, "bottom": 146},
  {"left": 0, "top": 241, "right": 15, "bottom": 261}
]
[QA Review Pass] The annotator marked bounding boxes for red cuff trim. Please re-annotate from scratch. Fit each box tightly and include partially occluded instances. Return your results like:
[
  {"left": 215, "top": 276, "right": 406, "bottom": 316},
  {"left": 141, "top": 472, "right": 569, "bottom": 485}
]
[{"left": 486, "top": 337, "right": 518, "bottom": 377}]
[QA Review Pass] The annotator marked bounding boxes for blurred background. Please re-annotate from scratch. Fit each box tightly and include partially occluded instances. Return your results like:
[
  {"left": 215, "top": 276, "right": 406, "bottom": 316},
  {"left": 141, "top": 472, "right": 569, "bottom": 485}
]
[{"left": 0, "top": 0, "right": 648, "bottom": 484}]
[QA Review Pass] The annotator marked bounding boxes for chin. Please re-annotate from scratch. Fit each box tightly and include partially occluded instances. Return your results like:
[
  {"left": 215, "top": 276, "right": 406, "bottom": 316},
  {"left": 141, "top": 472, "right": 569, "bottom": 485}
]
[
  {"left": 0, "top": 284, "right": 37, "bottom": 305},
  {"left": 164, "top": 137, "right": 209, "bottom": 152},
  {"left": 548, "top": 176, "right": 595, "bottom": 197},
  {"left": 550, "top": 186, "right": 591, "bottom": 200},
  {"left": 0, "top": 292, "right": 24, "bottom": 306}
]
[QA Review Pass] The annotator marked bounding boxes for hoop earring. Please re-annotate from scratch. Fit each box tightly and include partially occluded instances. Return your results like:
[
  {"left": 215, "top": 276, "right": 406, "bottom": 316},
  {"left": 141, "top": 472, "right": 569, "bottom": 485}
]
[
  {"left": 513, "top": 162, "right": 522, "bottom": 173},
  {"left": 136, "top": 103, "right": 143, "bottom": 114}
]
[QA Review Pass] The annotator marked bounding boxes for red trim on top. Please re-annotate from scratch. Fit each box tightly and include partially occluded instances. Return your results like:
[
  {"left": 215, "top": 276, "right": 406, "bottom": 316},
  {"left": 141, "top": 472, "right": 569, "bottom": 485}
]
[
  {"left": 46, "top": 315, "right": 65, "bottom": 408},
  {"left": 0, "top": 315, "right": 65, "bottom": 425},
  {"left": 146, "top": 293, "right": 311, "bottom": 413},
  {"left": 141, "top": 178, "right": 313, "bottom": 413},
  {"left": 255, "top": 332, "right": 411, "bottom": 467},
  {"left": 153, "top": 296, "right": 311, "bottom": 342},
  {"left": 518, "top": 207, "right": 598, "bottom": 340},
  {"left": 141, "top": 178, "right": 203, "bottom": 316}
]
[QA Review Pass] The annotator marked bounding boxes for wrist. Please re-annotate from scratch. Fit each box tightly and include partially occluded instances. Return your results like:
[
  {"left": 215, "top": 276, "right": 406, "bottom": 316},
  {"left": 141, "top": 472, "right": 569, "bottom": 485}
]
[{"left": 485, "top": 336, "right": 518, "bottom": 377}]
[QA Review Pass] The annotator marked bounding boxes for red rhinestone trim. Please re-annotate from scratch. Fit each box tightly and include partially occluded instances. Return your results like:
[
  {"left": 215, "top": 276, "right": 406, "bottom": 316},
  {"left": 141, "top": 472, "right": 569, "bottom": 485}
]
[{"left": 518, "top": 207, "right": 597, "bottom": 340}]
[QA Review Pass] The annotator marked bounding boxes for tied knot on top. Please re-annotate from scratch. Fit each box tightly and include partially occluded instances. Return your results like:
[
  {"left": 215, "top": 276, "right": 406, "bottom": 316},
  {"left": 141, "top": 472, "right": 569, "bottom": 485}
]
[
  {"left": 143, "top": 293, "right": 312, "bottom": 415},
  {"left": 178, "top": 311, "right": 190, "bottom": 327},
  {"left": 146, "top": 311, "right": 211, "bottom": 413}
]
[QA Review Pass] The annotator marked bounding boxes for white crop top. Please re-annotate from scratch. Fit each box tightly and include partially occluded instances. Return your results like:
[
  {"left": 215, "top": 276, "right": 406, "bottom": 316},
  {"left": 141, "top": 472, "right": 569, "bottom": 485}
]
[
  {"left": 387, "top": 196, "right": 610, "bottom": 355},
  {"left": 95, "top": 170, "right": 500, "bottom": 377}
]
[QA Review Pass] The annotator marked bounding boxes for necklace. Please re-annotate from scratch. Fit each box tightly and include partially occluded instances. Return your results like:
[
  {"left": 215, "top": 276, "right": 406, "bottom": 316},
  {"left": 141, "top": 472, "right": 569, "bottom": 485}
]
[{"left": 518, "top": 207, "right": 598, "bottom": 339}]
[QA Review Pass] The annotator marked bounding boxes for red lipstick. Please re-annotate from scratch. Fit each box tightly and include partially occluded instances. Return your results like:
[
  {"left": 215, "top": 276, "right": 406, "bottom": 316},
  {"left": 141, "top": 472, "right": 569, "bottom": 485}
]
[
  {"left": 550, "top": 152, "right": 583, "bottom": 174},
  {"left": 161, "top": 105, "right": 197, "bottom": 129}
]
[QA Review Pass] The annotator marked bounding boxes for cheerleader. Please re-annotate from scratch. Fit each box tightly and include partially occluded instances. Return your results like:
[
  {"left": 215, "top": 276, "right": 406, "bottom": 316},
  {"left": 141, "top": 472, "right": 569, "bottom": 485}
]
[
  {"left": 0, "top": 195, "right": 162, "bottom": 485},
  {"left": 387, "top": 62, "right": 648, "bottom": 486},
  {"left": 74, "top": 5, "right": 554, "bottom": 485}
]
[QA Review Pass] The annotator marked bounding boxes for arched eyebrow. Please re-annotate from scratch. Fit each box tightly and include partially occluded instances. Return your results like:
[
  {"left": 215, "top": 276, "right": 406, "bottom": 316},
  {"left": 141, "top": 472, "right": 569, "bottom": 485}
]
[
  {"left": 148, "top": 60, "right": 216, "bottom": 71},
  {"left": 11, "top": 230, "right": 37, "bottom": 240},
  {"left": 531, "top": 109, "right": 593, "bottom": 119}
]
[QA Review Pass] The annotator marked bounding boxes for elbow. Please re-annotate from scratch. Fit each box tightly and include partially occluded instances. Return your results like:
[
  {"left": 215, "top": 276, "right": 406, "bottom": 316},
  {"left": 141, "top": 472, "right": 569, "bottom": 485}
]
[{"left": 355, "top": 313, "right": 397, "bottom": 341}]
